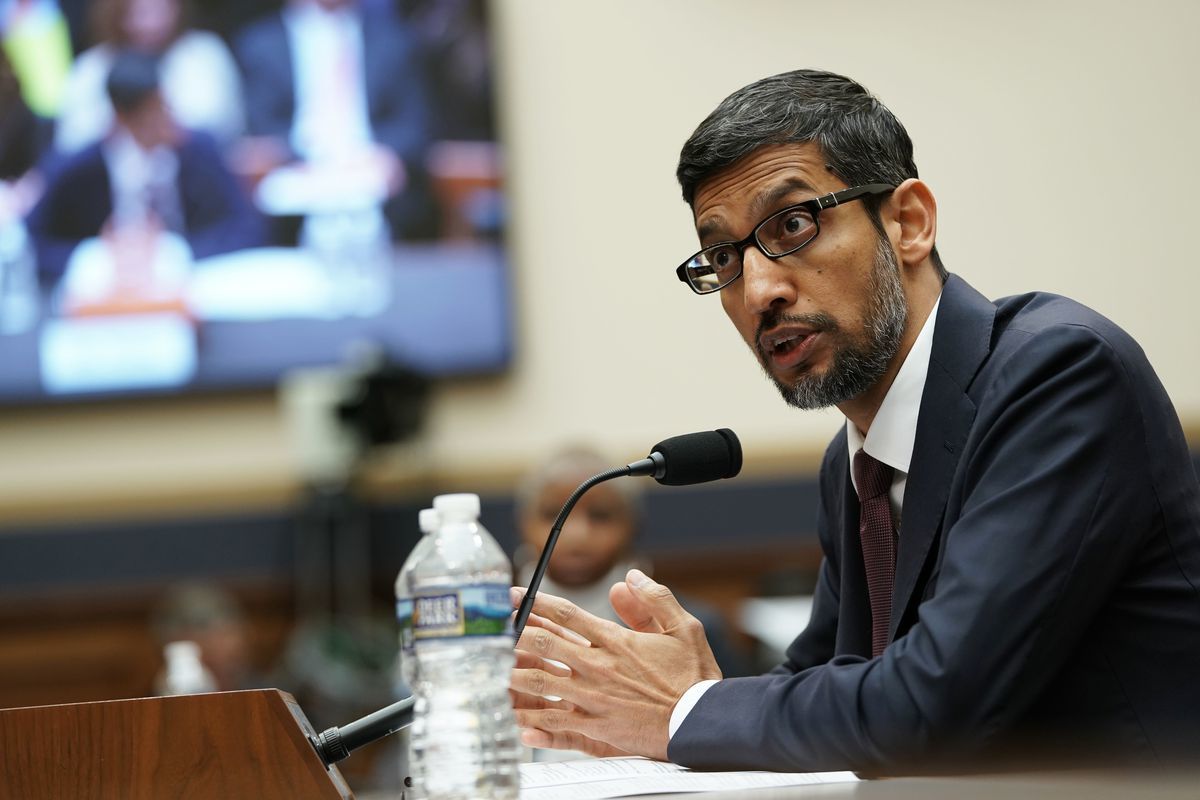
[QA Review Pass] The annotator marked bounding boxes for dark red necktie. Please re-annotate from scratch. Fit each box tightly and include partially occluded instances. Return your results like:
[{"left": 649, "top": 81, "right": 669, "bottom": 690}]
[{"left": 853, "top": 448, "right": 895, "bottom": 658}]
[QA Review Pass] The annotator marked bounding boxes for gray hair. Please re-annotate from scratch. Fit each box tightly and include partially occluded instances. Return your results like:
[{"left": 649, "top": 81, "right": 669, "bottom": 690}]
[
  {"left": 514, "top": 445, "right": 644, "bottom": 524},
  {"left": 677, "top": 69, "right": 946, "bottom": 282}
]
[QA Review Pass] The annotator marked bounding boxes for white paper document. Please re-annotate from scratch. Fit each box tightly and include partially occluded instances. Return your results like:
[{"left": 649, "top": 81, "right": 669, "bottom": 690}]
[{"left": 519, "top": 756, "right": 858, "bottom": 799}]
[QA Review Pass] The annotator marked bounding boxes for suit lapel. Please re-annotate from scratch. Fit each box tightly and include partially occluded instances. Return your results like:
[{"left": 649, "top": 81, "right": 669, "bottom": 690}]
[{"left": 889, "top": 275, "right": 996, "bottom": 642}]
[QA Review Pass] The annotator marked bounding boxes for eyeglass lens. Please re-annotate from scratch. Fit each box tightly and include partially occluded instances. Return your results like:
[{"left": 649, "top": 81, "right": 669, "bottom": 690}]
[{"left": 681, "top": 204, "right": 819, "bottom": 293}]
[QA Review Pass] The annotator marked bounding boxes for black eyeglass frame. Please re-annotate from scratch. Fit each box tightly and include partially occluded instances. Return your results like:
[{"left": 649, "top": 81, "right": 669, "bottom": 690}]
[{"left": 675, "top": 182, "right": 896, "bottom": 295}]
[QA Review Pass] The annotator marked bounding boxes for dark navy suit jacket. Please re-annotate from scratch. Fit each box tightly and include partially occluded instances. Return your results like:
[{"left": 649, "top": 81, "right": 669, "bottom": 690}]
[
  {"left": 669, "top": 274, "right": 1200, "bottom": 772},
  {"left": 26, "top": 132, "right": 264, "bottom": 283}
]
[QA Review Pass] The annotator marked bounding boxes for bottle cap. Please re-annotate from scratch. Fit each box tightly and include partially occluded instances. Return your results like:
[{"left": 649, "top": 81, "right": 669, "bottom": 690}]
[
  {"left": 432, "top": 493, "right": 480, "bottom": 520},
  {"left": 165, "top": 640, "right": 202, "bottom": 664},
  {"left": 418, "top": 508, "right": 439, "bottom": 534}
]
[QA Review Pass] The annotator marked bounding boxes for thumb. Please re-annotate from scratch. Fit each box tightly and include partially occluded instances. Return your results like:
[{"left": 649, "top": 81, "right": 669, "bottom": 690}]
[
  {"left": 609, "top": 580, "right": 663, "bottom": 634},
  {"left": 623, "top": 569, "right": 694, "bottom": 634}
]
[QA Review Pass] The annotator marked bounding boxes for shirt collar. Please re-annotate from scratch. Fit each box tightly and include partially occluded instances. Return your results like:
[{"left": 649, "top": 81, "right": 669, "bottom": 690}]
[{"left": 846, "top": 293, "right": 942, "bottom": 481}]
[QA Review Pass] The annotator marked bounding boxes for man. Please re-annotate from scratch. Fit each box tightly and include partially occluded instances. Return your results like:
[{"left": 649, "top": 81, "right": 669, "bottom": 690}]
[
  {"left": 233, "top": 0, "right": 438, "bottom": 240},
  {"left": 509, "top": 69, "right": 1200, "bottom": 772},
  {"left": 27, "top": 49, "right": 263, "bottom": 284}
]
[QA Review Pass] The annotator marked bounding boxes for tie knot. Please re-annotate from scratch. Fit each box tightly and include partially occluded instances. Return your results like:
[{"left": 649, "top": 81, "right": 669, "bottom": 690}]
[{"left": 853, "top": 449, "right": 893, "bottom": 501}]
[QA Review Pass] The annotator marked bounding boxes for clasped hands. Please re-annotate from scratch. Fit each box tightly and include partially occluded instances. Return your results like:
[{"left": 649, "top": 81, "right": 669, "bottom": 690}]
[{"left": 509, "top": 569, "right": 721, "bottom": 760}]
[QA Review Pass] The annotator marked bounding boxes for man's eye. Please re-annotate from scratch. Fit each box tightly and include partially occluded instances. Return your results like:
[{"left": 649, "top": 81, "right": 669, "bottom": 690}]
[
  {"left": 710, "top": 246, "right": 738, "bottom": 272},
  {"left": 778, "top": 210, "right": 815, "bottom": 238}
]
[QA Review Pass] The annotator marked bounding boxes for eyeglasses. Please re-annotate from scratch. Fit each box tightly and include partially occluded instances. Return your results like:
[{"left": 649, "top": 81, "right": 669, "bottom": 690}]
[{"left": 675, "top": 183, "right": 896, "bottom": 295}]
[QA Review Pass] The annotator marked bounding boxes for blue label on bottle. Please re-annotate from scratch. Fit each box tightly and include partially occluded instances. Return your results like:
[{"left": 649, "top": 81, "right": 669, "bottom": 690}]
[{"left": 413, "top": 583, "right": 512, "bottom": 640}]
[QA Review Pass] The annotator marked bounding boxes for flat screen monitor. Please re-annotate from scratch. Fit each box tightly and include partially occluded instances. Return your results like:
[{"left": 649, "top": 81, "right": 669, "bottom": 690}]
[{"left": 0, "top": 0, "right": 509, "bottom": 402}]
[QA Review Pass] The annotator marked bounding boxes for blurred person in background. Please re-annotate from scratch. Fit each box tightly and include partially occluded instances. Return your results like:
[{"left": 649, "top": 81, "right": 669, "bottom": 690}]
[
  {"left": 26, "top": 49, "right": 262, "bottom": 286},
  {"left": 151, "top": 582, "right": 263, "bottom": 693},
  {"left": 0, "top": 46, "right": 48, "bottom": 335},
  {"left": 234, "top": 0, "right": 438, "bottom": 241},
  {"left": 394, "top": 0, "right": 493, "bottom": 141},
  {"left": 515, "top": 446, "right": 750, "bottom": 680},
  {"left": 54, "top": 0, "right": 243, "bottom": 155},
  {"left": 0, "top": 46, "right": 47, "bottom": 215}
]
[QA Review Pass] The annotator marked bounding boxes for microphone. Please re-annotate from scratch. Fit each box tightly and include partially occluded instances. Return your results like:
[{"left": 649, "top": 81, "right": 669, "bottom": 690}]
[
  {"left": 312, "top": 428, "right": 742, "bottom": 768},
  {"left": 513, "top": 428, "right": 741, "bottom": 637},
  {"left": 626, "top": 427, "right": 743, "bottom": 486}
]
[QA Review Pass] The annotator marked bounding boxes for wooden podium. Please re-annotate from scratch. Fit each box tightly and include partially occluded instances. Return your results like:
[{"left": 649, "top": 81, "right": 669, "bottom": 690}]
[{"left": 0, "top": 689, "right": 356, "bottom": 799}]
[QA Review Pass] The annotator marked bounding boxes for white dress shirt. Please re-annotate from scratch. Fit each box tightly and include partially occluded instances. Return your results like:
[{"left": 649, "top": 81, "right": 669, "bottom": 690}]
[
  {"left": 284, "top": 3, "right": 374, "bottom": 162},
  {"left": 668, "top": 294, "right": 943, "bottom": 740},
  {"left": 102, "top": 129, "right": 182, "bottom": 231}
]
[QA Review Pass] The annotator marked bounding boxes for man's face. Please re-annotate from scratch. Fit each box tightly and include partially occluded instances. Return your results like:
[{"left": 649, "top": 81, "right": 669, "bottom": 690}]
[
  {"left": 123, "top": 0, "right": 181, "bottom": 52},
  {"left": 692, "top": 142, "right": 907, "bottom": 410},
  {"left": 117, "top": 92, "right": 180, "bottom": 151},
  {"left": 520, "top": 476, "right": 634, "bottom": 588}
]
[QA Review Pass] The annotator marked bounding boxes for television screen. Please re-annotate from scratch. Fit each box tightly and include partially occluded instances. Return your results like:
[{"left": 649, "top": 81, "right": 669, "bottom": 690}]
[{"left": 0, "top": 0, "right": 509, "bottom": 402}]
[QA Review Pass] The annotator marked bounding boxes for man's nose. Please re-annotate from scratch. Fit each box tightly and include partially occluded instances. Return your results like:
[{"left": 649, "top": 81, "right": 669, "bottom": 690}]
[{"left": 740, "top": 245, "right": 798, "bottom": 314}]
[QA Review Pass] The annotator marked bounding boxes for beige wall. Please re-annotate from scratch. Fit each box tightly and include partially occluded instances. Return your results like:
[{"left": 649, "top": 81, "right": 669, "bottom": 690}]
[{"left": 2, "top": 0, "right": 1198, "bottom": 520}]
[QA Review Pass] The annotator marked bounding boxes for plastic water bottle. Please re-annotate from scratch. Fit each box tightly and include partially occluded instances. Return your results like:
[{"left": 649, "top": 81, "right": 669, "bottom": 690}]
[
  {"left": 0, "top": 221, "right": 38, "bottom": 336},
  {"left": 401, "top": 493, "right": 520, "bottom": 799},
  {"left": 301, "top": 206, "right": 392, "bottom": 318},
  {"left": 397, "top": 507, "right": 440, "bottom": 691},
  {"left": 157, "top": 641, "right": 218, "bottom": 695}
]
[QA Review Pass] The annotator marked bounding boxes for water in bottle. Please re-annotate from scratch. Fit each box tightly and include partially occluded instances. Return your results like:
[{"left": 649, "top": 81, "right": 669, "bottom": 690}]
[
  {"left": 156, "top": 640, "right": 217, "bottom": 695},
  {"left": 396, "top": 506, "right": 440, "bottom": 691},
  {"left": 402, "top": 493, "right": 520, "bottom": 799}
]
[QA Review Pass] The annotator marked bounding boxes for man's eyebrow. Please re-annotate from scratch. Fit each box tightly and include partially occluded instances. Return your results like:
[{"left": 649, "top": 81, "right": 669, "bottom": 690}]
[
  {"left": 696, "top": 216, "right": 728, "bottom": 243},
  {"left": 696, "top": 177, "right": 819, "bottom": 243},
  {"left": 749, "top": 178, "right": 818, "bottom": 219}
]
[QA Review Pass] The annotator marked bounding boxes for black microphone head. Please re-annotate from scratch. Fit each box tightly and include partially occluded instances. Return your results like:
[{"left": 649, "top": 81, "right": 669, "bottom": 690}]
[{"left": 649, "top": 428, "right": 742, "bottom": 486}]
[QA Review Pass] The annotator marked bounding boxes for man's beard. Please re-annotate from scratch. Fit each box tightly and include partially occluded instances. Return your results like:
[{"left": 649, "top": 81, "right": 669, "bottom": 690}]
[{"left": 756, "top": 237, "right": 908, "bottom": 410}]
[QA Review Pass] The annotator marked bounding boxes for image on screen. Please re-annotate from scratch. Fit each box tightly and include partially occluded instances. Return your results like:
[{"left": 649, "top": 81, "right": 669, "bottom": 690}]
[{"left": 0, "top": 0, "right": 509, "bottom": 401}]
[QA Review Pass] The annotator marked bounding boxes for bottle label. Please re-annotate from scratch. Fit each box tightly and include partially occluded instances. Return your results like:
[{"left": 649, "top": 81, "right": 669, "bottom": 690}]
[
  {"left": 411, "top": 583, "right": 512, "bottom": 641},
  {"left": 396, "top": 598, "right": 415, "bottom": 656}
]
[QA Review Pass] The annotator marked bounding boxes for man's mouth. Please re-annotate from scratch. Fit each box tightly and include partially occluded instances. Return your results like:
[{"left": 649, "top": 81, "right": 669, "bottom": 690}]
[{"left": 760, "top": 327, "right": 820, "bottom": 370}]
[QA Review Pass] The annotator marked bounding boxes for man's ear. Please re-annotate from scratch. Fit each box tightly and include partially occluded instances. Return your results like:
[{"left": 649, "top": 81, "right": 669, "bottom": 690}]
[{"left": 887, "top": 178, "right": 937, "bottom": 270}]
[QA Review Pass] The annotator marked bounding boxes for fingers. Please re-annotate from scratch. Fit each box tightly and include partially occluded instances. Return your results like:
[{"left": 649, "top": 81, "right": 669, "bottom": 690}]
[
  {"left": 512, "top": 586, "right": 618, "bottom": 645},
  {"left": 511, "top": 667, "right": 577, "bottom": 704},
  {"left": 514, "top": 649, "right": 571, "bottom": 677},
  {"left": 519, "top": 727, "right": 630, "bottom": 758},
  {"left": 510, "top": 690, "right": 574, "bottom": 712},
  {"left": 515, "top": 619, "right": 592, "bottom": 670},
  {"left": 513, "top": 587, "right": 595, "bottom": 647},
  {"left": 518, "top": 609, "right": 593, "bottom": 649}
]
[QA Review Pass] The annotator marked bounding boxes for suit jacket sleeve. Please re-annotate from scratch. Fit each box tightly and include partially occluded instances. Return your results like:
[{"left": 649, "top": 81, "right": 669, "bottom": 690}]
[
  {"left": 362, "top": 14, "right": 432, "bottom": 166},
  {"left": 179, "top": 133, "right": 265, "bottom": 259},
  {"left": 234, "top": 19, "right": 294, "bottom": 142},
  {"left": 25, "top": 147, "right": 111, "bottom": 283},
  {"left": 668, "top": 322, "right": 1160, "bottom": 772}
]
